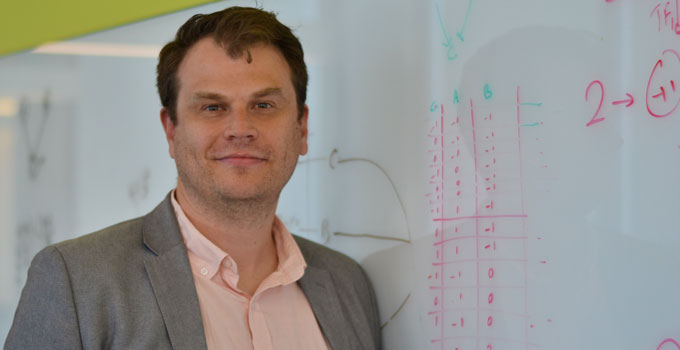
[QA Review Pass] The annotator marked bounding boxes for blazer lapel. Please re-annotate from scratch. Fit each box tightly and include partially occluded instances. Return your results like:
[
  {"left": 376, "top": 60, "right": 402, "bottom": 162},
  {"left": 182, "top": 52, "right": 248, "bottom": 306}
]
[
  {"left": 298, "top": 266, "right": 360, "bottom": 350},
  {"left": 142, "top": 194, "right": 207, "bottom": 350}
]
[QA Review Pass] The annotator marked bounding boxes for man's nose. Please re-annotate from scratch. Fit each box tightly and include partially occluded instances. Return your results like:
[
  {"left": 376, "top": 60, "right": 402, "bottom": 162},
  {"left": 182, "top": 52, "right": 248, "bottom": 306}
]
[{"left": 224, "top": 108, "right": 257, "bottom": 140}]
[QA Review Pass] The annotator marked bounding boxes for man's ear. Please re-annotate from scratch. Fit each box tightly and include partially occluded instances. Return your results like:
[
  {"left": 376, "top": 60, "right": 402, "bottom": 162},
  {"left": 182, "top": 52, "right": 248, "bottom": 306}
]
[
  {"left": 160, "top": 107, "right": 176, "bottom": 159},
  {"left": 299, "top": 104, "right": 309, "bottom": 156}
]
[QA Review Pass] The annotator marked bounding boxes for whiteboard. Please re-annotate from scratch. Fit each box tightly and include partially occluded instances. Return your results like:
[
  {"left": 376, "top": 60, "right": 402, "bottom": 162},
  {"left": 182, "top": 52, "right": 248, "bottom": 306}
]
[{"left": 2, "top": 1, "right": 680, "bottom": 349}]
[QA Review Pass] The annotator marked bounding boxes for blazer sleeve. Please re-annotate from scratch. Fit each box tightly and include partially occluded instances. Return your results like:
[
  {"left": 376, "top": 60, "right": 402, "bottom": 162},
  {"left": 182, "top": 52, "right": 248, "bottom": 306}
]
[{"left": 4, "top": 246, "right": 83, "bottom": 350}]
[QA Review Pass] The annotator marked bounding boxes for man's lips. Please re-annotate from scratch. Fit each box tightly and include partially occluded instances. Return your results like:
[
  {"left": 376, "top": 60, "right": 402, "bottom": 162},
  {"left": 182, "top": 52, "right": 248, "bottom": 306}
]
[{"left": 217, "top": 154, "right": 266, "bottom": 166}]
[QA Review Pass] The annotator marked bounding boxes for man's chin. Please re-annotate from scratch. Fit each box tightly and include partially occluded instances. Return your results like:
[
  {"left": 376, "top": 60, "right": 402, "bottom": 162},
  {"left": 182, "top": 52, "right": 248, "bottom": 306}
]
[{"left": 214, "top": 188, "right": 271, "bottom": 203}]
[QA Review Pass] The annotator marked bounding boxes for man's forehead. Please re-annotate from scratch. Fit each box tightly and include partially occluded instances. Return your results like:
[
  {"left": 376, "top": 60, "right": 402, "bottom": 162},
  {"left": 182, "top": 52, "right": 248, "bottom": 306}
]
[
  {"left": 180, "top": 38, "right": 290, "bottom": 76},
  {"left": 190, "top": 36, "right": 280, "bottom": 63},
  {"left": 176, "top": 38, "right": 296, "bottom": 105}
]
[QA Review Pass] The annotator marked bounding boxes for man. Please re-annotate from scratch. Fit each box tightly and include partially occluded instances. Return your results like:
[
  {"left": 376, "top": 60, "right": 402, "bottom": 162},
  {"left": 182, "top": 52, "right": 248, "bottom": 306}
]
[{"left": 5, "top": 7, "right": 381, "bottom": 350}]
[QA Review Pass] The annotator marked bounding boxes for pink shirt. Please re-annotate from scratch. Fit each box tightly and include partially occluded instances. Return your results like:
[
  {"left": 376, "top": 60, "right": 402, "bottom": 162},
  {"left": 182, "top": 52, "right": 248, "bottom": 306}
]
[{"left": 171, "top": 194, "right": 328, "bottom": 350}]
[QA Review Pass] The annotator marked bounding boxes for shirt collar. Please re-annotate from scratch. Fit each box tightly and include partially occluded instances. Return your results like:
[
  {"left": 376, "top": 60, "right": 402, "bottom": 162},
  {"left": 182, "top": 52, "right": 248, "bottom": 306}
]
[
  {"left": 170, "top": 190, "right": 307, "bottom": 288},
  {"left": 171, "top": 191, "right": 227, "bottom": 279},
  {"left": 271, "top": 215, "right": 307, "bottom": 283}
]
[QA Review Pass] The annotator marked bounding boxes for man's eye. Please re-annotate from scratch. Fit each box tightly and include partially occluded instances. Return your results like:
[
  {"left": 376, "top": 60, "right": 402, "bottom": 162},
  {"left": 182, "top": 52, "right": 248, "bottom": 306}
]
[
  {"left": 256, "top": 102, "right": 272, "bottom": 109},
  {"left": 204, "top": 105, "right": 220, "bottom": 112}
]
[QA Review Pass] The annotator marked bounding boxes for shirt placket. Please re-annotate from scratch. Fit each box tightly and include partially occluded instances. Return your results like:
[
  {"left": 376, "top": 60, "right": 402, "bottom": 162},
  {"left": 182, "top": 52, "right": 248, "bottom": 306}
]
[{"left": 248, "top": 295, "right": 274, "bottom": 350}]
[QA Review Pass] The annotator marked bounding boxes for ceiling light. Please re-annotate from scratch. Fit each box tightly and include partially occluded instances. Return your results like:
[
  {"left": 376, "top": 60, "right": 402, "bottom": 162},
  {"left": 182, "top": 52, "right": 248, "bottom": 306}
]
[
  {"left": 33, "top": 42, "right": 161, "bottom": 58},
  {"left": 0, "top": 97, "right": 18, "bottom": 118}
]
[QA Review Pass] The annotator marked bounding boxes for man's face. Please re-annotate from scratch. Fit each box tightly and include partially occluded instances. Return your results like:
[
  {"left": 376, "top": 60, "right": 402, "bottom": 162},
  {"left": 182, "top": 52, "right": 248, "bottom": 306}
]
[{"left": 161, "top": 37, "right": 308, "bottom": 205}]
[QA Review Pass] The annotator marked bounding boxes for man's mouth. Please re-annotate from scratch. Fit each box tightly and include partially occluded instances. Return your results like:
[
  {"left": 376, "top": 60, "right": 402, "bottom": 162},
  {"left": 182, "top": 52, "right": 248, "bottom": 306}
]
[{"left": 219, "top": 153, "right": 266, "bottom": 166}]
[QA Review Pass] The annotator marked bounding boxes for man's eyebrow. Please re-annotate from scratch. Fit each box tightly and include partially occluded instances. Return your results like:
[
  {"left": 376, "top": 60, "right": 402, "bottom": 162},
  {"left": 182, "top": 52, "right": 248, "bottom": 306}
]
[
  {"left": 252, "top": 87, "right": 285, "bottom": 99},
  {"left": 192, "top": 92, "right": 227, "bottom": 101}
]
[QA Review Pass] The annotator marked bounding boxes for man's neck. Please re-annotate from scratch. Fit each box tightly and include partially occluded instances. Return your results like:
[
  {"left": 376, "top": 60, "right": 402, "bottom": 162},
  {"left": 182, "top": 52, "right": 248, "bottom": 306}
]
[{"left": 174, "top": 185, "right": 280, "bottom": 295}]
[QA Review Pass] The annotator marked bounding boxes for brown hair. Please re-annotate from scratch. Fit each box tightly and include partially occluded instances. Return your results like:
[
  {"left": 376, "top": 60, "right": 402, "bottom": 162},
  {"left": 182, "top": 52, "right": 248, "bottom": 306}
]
[{"left": 156, "top": 6, "right": 308, "bottom": 124}]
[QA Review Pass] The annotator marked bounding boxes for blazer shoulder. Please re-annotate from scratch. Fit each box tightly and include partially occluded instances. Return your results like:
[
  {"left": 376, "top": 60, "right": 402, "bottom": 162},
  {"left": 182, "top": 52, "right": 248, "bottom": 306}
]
[
  {"left": 52, "top": 216, "right": 146, "bottom": 259},
  {"left": 48, "top": 192, "right": 177, "bottom": 259},
  {"left": 6, "top": 245, "right": 84, "bottom": 349}
]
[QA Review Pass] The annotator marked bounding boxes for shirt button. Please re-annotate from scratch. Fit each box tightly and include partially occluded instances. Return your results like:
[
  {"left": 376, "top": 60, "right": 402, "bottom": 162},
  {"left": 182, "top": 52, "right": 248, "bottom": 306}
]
[
  {"left": 223, "top": 259, "right": 232, "bottom": 268},
  {"left": 200, "top": 267, "right": 208, "bottom": 276}
]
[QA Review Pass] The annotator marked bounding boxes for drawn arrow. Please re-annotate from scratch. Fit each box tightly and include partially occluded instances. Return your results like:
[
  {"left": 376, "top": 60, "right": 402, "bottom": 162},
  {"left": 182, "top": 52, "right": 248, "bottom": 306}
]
[
  {"left": 455, "top": 0, "right": 474, "bottom": 42},
  {"left": 612, "top": 93, "right": 634, "bottom": 107},
  {"left": 435, "top": 2, "right": 458, "bottom": 60}
]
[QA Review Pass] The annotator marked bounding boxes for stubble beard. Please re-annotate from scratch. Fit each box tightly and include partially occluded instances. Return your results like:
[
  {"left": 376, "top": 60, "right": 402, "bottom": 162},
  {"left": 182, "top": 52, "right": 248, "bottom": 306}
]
[{"left": 176, "top": 150, "right": 297, "bottom": 226}]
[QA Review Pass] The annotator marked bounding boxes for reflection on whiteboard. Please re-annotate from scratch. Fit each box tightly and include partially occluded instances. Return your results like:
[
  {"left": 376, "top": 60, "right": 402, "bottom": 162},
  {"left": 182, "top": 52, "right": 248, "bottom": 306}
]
[
  {"left": 128, "top": 168, "right": 151, "bottom": 212},
  {"left": 18, "top": 90, "right": 51, "bottom": 181},
  {"left": 15, "top": 215, "right": 53, "bottom": 286},
  {"left": 12, "top": 92, "right": 76, "bottom": 292}
]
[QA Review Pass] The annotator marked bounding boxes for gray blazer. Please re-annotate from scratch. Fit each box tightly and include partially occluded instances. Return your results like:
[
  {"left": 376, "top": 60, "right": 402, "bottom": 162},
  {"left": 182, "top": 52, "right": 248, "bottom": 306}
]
[{"left": 5, "top": 194, "right": 381, "bottom": 349}]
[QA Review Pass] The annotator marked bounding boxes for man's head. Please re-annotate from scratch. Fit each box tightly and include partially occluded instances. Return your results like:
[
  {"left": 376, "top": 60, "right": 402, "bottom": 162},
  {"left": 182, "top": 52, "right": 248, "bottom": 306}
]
[
  {"left": 156, "top": 7, "right": 308, "bottom": 123},
  {"left": 157, "top": 7, "right": 309, "bottom": 210}
]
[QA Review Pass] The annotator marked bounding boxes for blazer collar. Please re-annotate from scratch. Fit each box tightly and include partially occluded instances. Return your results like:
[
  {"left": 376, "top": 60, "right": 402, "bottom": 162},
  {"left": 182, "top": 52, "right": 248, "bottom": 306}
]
[
  {"left": 142, "top": 192, "right": 184, "bottom": 255},
  {"left": 297, "top": 266, "right": 360, "bottom": 349},
  {"left": 142, "top": 192, "right": 208, "bottom": 350}
]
